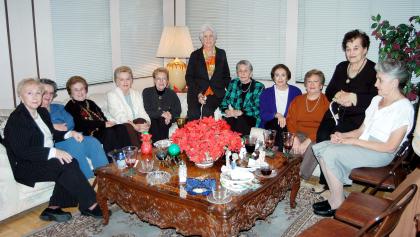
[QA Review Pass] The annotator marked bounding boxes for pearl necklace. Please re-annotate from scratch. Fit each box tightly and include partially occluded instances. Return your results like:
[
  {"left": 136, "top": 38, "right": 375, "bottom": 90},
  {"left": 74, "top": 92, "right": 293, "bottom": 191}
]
[
  {"left": 346, "top": 58, "right": 366, "bottom": 84},
  {"left": 305, "top": 94, "right": 321, "bottom": 113}
]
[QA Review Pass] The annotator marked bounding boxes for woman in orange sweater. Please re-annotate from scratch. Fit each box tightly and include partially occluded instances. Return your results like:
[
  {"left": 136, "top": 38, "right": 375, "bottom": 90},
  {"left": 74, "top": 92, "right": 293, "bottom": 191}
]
[{"left": 286, "top": 69, "right": 329, "bottom": 180}]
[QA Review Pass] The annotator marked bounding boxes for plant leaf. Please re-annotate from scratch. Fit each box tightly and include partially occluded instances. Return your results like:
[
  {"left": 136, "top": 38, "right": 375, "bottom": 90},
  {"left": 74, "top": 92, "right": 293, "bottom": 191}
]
[{"left": 371, "top": 23, "right": 378, "bottom": 29}]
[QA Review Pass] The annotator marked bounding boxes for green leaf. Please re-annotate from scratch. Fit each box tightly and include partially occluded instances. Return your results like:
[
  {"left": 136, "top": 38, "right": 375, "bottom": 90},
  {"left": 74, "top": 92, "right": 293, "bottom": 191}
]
[
  {"left": 377, "top": 14, "right": 381, "bottom": 21},
  {"left": 371, "top": 23, "right": 378, "bottom": 29},
  {"left": 371, "top": 15, "right": 377, "bottom": 21}
]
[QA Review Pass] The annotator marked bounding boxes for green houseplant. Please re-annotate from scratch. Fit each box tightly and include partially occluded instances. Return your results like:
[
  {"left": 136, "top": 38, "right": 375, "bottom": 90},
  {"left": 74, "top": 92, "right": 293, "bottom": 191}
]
[{"left": 371, "top": 14, "right": 420, "bottom": 99}]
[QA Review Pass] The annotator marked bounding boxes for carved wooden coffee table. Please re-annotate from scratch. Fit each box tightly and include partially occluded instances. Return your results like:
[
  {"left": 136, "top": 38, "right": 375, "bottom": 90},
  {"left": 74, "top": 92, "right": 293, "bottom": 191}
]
[{"left": 96, "top": 152, "right": 301, "bottom": 237}]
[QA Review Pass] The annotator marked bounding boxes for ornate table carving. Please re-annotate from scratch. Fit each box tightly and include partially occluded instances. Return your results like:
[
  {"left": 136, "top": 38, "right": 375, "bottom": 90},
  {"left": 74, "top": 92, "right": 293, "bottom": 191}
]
[{"left": 96, "top": 152, "right": 301, "bottom": 237}]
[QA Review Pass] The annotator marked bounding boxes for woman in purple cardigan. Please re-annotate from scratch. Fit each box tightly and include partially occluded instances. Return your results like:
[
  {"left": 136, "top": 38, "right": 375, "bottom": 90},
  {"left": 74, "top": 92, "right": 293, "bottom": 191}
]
[{"left": 259, "top": 64, "right": 302, "bottom": 150}]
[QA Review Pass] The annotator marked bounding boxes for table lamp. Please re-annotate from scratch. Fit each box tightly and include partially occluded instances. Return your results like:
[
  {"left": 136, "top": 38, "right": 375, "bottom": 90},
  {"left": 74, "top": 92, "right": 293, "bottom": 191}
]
[{"left": 156, "top": 26, "right": 194, "bottom": 92}]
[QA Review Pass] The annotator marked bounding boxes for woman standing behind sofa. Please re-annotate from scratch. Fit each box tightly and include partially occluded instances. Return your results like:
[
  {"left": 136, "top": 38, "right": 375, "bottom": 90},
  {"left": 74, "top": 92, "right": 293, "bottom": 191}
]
[
  {"left": 142, "top": 67, "right": 181, "bottom": 143},
  {"left": 259, "top": 64, "right": 302, "bottom": 150},
  {"left": 64, "top": 76, "right": 131, "bottom": 157},
  {"left": 186, "top": 24, "right": 231, "bottom": 120},
  {"left": 220, "top": 60, "right": 265, "bottom": 135},
  {"left": 4, "top": 78, "right": 103, "bottom": 222},
  {"left": 107, "top": 66, "right": 150, "bottom": 146},
  {"left": 285, "top": 70, "right": 329, "bottom": 179},
  {"left": 40, "top": 79, "right": 108, "bottom": 179}
]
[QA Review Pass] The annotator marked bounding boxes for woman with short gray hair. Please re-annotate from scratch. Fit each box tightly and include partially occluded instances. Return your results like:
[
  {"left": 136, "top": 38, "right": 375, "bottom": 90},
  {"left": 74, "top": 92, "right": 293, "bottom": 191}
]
[
  {"left": 220, "top": 60, "right": 265, "bottom": 135},
  {"left": 311, "top": 59, "right": 414, "bottom": 217},
  {"left": 186, "top": 24, "right": 231, "bottom": 120}
]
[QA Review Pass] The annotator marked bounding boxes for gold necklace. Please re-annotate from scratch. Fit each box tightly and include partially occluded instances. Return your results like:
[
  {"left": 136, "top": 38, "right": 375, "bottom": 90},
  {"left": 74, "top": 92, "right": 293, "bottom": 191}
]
[
  {"left": 346, "top": 58, "right": 366, "bottom": 84},
  {"left": 305, "top": 94, "right": 321, "bottom": 113}
]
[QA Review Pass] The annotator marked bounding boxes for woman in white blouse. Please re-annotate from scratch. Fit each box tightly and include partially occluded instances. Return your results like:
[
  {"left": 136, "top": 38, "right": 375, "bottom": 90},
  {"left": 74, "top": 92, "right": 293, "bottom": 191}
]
[
  {"left": 311, "top": 59, "right": 415, "bottom": 217},
  {"left": 107, "top": 66, "right": 150, "bottom": 146}
]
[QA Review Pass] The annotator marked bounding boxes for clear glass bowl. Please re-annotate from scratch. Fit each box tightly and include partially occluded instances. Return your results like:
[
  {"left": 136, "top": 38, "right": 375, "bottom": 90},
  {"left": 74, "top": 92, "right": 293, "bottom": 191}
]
[{"left": 146, "top": 171, "right": 171, "bottom": 186}]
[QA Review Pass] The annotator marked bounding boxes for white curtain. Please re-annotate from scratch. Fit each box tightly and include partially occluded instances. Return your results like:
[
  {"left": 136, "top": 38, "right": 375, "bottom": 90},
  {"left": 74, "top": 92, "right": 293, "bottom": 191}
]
[
  {"left": 186, "top": 0, "right": 287, "bottom": 80},
  {"left": 296, "top": 0, "right": 420, "bottom": 83}
]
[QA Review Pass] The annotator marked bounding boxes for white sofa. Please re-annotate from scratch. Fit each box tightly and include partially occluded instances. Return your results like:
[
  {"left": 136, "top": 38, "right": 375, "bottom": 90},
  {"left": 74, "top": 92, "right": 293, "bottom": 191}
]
[{"left": 0, "top": 92, "right": 189, "bottom": 221}]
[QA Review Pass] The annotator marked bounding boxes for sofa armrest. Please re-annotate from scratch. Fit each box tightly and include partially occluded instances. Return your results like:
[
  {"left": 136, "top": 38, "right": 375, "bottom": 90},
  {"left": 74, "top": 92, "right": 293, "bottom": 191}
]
[{"left": 0, "top": 143, "right": 20, "bottom": 220}]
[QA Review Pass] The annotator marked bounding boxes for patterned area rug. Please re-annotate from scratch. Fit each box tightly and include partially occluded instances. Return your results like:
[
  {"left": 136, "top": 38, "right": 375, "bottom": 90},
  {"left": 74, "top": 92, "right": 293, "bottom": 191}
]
[{"left": 25, "top": 184, "right": 325, "bottom": 237}]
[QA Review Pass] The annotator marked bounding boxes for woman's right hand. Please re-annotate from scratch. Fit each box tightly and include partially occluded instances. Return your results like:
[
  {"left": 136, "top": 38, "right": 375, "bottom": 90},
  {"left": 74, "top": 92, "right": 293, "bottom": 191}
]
[
  {"left": 105, "top": 121, "right": 115, "bottom": 128},
  {"left": 55, "top": 149, "right": 73, "bottom": 164},
  {"left": 198, "top": 93, "right": 207, "bottom": 105},
  {"left": 292, "top": 136, "right": 301, "bottom": 154},
  {"left": 275, "top": 113, "right": 286, "bottom": 128},
  {"left": 330, "top": 132, "right": 343, "bottom": 144},
  {"left": 53, "top": 123, "right": 68, "bottom": 131}
]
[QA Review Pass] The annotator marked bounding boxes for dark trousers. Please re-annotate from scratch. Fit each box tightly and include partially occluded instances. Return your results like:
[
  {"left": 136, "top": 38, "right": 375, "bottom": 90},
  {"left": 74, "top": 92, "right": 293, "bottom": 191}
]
[
  {"left": 265, "top": 118, "right": 287, "bottom": 152},
  {"left": 123, "top": 118, "right": 148, "bottom": 148},
  {"left": 16, "top": 159, "right": 96, "bottom": 210},
  {"left": 150, "top": 117, "right": 171, "bottom": 143},
  {"left": 224, "top": 115, "right": 256, "bottom": 136},
  {"left": 187, "top": 95, "right": 222, "bottom": 120},
  {"left": 316, "top": 111, "right": 360, "bottom": 185},
  {"left": 94, "top": 124, "right": 131, "bottom": 161}
]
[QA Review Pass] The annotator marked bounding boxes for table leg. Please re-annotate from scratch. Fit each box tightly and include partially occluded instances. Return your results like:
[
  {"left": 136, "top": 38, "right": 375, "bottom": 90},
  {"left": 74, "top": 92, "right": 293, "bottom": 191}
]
[
  {"left": 290, "top": 177, "right": 300, "bottom": 208},
  {"left": 97, "top": 188, "right": 110, "bottom": 225}
]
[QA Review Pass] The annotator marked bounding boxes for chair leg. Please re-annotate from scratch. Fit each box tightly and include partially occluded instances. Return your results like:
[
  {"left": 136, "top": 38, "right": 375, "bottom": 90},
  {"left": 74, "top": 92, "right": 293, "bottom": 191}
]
[{"left": 361, "top": 186, "right": 369, "bottom": 193}]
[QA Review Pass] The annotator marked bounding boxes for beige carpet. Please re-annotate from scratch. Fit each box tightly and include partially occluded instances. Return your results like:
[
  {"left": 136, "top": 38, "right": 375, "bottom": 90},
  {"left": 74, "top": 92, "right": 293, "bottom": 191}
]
[{"left": 25, "top": 183, "right": 326, "bottom": 237}]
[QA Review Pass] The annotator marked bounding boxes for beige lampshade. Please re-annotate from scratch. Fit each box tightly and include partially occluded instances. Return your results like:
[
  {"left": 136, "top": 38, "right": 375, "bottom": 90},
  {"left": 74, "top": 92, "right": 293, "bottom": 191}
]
[{"left": 156, "top": 26, "right": 194, "bottom": 58}]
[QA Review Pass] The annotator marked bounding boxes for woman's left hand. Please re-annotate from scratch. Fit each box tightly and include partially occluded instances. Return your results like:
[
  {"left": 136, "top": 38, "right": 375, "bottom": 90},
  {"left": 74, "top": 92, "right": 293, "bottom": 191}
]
[
  {"left": 161, "top": 111, "right": 172, "bottom": 125},
  {"left": 71, "top": 131, "right": 84, "bottom": 142}
]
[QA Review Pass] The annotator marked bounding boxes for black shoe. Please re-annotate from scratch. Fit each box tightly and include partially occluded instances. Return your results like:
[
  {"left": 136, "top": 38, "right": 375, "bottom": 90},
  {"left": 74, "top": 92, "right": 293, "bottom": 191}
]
[
  {"left": 81, "top": 205, "right": 110, "bottom": 219},
  {"left": 313, "top": 204, "right": 336, "bottom": 217},
  {"left": 40, "top": 208, "right": 72, "bottom": 222},
  {"left": 312, "top": 200, "right": 330, "bottom": 211}
]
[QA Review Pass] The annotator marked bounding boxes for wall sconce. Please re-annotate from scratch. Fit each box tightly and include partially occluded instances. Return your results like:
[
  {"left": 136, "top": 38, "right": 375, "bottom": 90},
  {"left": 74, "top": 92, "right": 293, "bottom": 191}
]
[{"left": 156, "top": 26, "right": 194, "bottom": 92}]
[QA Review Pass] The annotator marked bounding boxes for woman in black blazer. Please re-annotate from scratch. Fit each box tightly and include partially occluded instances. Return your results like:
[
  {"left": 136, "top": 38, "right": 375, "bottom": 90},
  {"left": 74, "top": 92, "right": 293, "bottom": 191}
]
[
  {"left": 186, "top": 24, "right": 231, "bottom": 120},
  {"left": 4, "top": 78, "right": 103, "bottom": 222}
]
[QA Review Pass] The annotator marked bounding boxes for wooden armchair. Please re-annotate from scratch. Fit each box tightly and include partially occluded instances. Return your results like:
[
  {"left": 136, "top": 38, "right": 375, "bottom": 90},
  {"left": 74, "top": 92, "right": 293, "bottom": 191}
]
[
  {"left": 349, "top": 138, "right": 412, "bottom": 195},
  {"left": 298, "top": 184, "right": 417, "bottom": 237}
]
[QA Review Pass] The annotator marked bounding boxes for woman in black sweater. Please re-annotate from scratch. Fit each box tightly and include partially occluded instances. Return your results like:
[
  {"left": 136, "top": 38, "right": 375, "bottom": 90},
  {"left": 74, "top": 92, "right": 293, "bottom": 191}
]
[
  {"left": 4, "top": 78, "right": 103, "bottom": 222},
  {"left": 142, "top": 67, "right": 181, "bottom": 143},
  {"left": 315, "top": 29, "right": 377, "bottom": 188},
  {"left": 64, "top": 76, "right": 131, "bottom": 157}
]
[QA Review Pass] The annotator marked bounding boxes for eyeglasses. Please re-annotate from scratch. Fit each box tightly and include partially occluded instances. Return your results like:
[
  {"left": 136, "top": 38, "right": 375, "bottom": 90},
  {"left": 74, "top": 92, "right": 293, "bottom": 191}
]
[{"left": 155, "top": 77, "right": 168, "bottom": 81}]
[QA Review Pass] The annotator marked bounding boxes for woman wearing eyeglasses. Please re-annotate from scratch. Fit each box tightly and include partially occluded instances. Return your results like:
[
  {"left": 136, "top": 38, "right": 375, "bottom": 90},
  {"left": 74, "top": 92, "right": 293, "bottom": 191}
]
[{"left": 142, "top": 67, "right": 181, "bottom": 142}]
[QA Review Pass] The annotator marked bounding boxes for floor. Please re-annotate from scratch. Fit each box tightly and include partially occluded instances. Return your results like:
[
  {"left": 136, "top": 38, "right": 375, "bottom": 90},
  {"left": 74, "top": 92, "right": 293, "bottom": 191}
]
[{"left": 0, "top": 176, "right": 373, "bottom": 237}]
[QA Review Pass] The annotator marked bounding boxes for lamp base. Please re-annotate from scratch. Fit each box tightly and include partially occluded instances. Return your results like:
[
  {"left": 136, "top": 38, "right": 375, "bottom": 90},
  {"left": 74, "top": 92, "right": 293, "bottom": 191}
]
[{"left": 167, "top": 58, "right": 187, "bottom": 92}]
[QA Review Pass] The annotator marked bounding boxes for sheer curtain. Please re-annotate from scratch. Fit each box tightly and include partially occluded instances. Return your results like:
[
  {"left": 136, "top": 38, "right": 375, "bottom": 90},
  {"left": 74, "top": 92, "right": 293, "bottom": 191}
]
[
  {"left": 186, "top": 0, "right": 287, "bottom": 80},
  {"left": 296, "top": 0, "right": 420, "bottom": 83},
  {"left": 50, "top": 0, "right": 112, "bottom": 87}
]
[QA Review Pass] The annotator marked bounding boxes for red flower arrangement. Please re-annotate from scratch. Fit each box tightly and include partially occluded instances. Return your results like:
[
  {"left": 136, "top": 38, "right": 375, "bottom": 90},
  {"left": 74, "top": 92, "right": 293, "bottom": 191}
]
[{"left": 171, "top": 117, "right": 242, "bottom": 163}]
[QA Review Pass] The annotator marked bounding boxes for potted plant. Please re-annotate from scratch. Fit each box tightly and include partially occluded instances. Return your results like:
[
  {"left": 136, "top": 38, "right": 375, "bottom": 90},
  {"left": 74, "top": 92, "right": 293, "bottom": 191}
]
[
  {"left": 371, "top": 14, "right": 420, "bottom": 99},
  {"left": 171, "top": 117, "right": 242, "bottom": 168}
]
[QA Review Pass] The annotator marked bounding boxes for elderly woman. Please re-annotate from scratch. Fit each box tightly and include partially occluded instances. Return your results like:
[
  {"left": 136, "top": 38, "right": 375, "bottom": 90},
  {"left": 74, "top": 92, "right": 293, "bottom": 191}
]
[
  {"left": 285, "top": 70, "right": 329, "bottom": 179},
  {"left": 316, "top": 29, "right": 377, "bottom": 189},
  {"left": 64, "top": 76, "right": 131, "bottom": 156},
  {"left": 4, "top": 79, "right": 104, "bottom": 222},
  {"left": 220, "top": 60, "right": 265, "bottom": 135},
  {"left": 40, "top": 79, "right": 108, "bottom": 179},
  {"left": 259, "top": 64, "right": 302, "bottom": 150},
  {"left": 311, "top": 59, "right": 414, "bottom": 217},
  {"left": 107, "top": 66, "right": 150, "bottom": 146},
  {"left": 142, "top": 67, "right": 181, "bottom": 143},
  {"left": 186, "top": 24, "right": 231, "bottom": 120}
]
